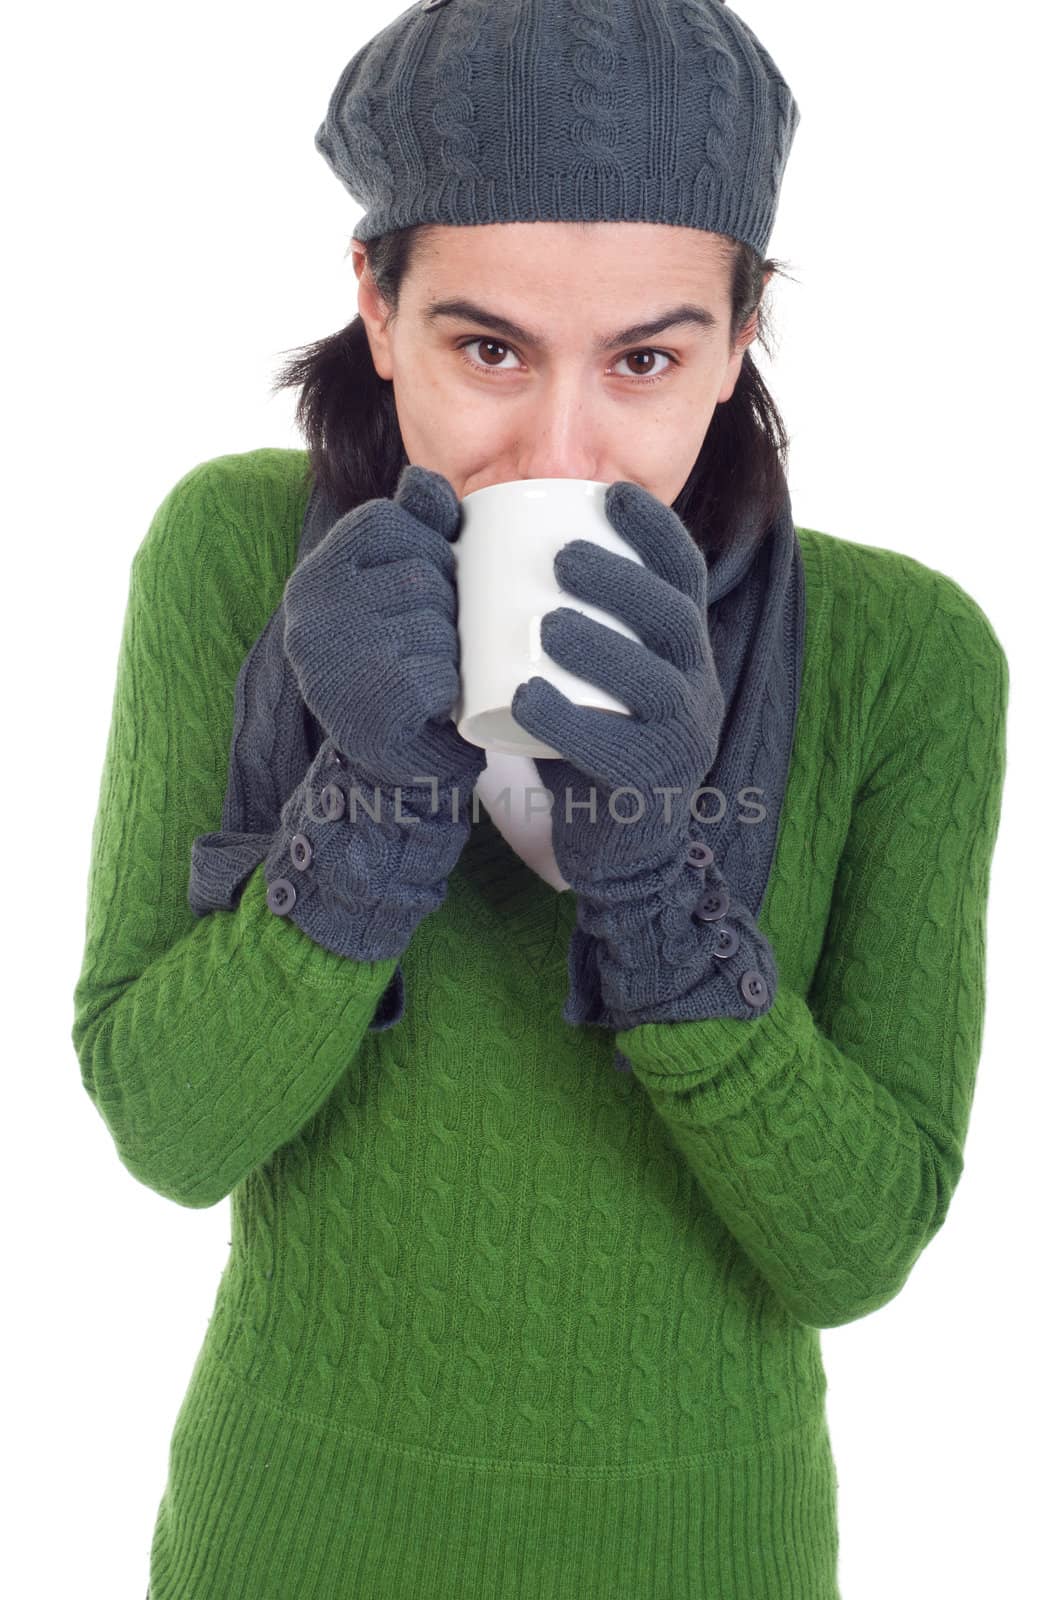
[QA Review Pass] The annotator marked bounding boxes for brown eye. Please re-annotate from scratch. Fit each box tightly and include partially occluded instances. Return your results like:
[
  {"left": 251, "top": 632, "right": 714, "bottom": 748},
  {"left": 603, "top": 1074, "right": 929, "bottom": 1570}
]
[
  {"left": 459, "top": 337, "right": 519, "bottom": 374},
  {"left": 621, "top": 349, "right": 674, "bottom": 381},
  {"left": 475, "top": 339, "right": 509, "bottom": 368},
  {"left": 457, "top": 336, "right": 675, "bottom": 385}
]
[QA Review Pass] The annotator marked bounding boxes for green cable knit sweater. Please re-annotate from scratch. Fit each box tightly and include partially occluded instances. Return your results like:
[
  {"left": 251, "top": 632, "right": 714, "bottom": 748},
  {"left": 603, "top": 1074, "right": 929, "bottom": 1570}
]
[{"left": 71, "top": 448, "right": 1009, "bottom": 1599}]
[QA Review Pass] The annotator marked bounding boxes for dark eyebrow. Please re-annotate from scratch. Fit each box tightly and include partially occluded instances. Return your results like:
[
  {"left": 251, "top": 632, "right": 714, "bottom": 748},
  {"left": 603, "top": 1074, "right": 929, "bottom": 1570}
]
[{"left": 422, "top": 297, "right": 719, "bottom": 352}]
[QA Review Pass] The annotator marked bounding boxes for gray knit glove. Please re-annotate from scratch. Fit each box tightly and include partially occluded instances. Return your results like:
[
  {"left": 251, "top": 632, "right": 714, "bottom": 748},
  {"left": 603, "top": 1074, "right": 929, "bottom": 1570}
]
[
  {"left": 262, "top": 465, "right": 487, "bottom": 963},
  {"left": 509, "top": 480, "right": 779, "bottom": 1034}
]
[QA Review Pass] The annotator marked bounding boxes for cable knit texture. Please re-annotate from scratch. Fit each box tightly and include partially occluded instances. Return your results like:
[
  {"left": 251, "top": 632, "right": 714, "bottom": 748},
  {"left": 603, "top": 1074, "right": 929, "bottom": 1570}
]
[
  {"left": 314, "top": 0, "right": 799, "bottom": 258},
  {"left": 71, "top": 448, "right": 1009, "bottom": 1600}
]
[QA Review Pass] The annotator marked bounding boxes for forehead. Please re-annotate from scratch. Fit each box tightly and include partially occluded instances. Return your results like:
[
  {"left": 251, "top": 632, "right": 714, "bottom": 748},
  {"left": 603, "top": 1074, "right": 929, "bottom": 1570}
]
[
  {"left": 408, "top": 221, "right": 732, "bottom": 338},
  {"left": 414, "top": 218, "right": 729, "bottom": 270}
]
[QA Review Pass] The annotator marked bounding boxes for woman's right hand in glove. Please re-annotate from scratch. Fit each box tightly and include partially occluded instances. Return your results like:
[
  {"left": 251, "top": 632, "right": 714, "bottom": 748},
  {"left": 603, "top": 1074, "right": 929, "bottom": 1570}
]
[
  {"left": 281, "top": 462, "right": 487, "bottom": 804},
  {"left": 262, "top": 463, "right": 487, "bottom": 966}
]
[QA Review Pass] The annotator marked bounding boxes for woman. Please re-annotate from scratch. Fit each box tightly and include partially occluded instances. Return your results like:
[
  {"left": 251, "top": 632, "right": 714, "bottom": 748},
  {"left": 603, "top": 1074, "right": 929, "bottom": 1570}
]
[{"left": 71, "top": 2, "right": 1008, "bottom": 1596}]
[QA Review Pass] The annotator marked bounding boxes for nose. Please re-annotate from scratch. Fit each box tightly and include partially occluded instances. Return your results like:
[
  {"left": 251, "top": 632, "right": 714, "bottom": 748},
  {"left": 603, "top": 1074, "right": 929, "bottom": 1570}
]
[{"left": 516, "top": 373, "right": 602, "bottom": 483}]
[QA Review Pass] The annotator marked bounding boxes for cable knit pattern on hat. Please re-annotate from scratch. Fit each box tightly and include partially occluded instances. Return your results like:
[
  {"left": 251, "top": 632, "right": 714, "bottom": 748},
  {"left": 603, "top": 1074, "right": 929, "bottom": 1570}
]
[
  {"left": 566, "top": 0, "right": 626, "bottom": 172},
  {"left": 430, "top": 0, "right": 488, "bottom": 182},
  {"left": 313, "top": 0, "right": 800, "bottom": 254},
  {"left": 680, "top": 0, "right": 740, "bottom": 186},
  {"left": 71, "top": 448, "right": 1008, "bottom": 1599}
]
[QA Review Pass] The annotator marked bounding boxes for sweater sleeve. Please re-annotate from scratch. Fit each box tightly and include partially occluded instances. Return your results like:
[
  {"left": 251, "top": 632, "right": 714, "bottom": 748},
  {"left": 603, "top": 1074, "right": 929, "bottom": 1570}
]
[
  {"left": 70, "top": 459, "right": 401, "bottom": 1211},
  {"left": 613, "top": 572, "right": 1009, "bottom": 1329}
]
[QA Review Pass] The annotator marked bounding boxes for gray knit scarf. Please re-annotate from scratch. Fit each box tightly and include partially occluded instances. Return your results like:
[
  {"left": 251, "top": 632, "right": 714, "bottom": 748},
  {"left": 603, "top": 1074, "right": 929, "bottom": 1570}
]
[{"left": 186, "top": 472, "right": 805, "bottom": 1035}]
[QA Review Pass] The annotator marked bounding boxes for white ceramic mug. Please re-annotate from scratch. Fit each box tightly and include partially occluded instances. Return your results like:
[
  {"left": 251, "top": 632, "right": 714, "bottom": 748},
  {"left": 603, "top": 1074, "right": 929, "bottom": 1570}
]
[{"left": 450, "top": 477, "right": 647, "bottom": 759}]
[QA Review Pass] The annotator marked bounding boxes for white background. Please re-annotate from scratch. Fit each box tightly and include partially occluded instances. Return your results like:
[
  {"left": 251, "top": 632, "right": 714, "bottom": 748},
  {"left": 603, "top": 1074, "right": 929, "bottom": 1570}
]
[{"left": 5, "top": 1, "right": 1059, "bottom": 1595}]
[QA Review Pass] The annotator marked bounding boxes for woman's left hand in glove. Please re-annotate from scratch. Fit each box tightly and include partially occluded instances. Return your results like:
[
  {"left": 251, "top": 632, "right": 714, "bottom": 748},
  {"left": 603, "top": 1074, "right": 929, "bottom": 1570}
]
[{"left": 510, "top": 479, "right": 778, "bottom": 1033}]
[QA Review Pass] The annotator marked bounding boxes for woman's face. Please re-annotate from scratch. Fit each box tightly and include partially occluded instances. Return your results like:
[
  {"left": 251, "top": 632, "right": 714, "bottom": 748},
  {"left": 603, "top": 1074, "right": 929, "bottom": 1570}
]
[{"left": 353, "top": 220, "right": 762, "bottom": 507}]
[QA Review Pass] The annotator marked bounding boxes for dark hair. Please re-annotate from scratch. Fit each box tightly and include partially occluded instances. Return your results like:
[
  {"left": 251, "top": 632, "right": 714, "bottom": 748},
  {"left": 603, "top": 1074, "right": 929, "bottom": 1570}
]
[{"left": 270, "top": 224, "right": 798, "bottom": 560}]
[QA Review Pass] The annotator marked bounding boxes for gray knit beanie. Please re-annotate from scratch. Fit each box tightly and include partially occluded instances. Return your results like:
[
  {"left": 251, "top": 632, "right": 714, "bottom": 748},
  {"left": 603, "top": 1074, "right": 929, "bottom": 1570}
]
[{"left": 314, "top": 0, "right": 799, "bottom": 259}]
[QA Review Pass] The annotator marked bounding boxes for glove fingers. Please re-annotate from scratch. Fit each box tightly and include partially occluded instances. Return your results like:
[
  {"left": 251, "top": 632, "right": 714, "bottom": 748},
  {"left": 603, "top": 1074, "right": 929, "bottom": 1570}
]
[
  {"left": 326, "top": 499, "right": 458, "bottom": 585},
  {"left": 511, "top": 675, "right": 640, "bottom": 793},
  {"left": 384, "top": 647, "right": 462, "bottom": 730},
  {"left": 354, "top": 559, "right": 457, "bottom": 627},
  {"left": 282, "top": 471, "right": 480, "bottom": 788},
  {"left": 603, "top": 482, "right": 709, "bottom": 612},
  {"left": 539, "top": 606, "right": 688, "bottom": 722},
  {"left": 554, "top": 539, "right": 709, "bottom": 673},
  {"left": 393, "top": 463, "right": 463, "bottom": 543}
]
